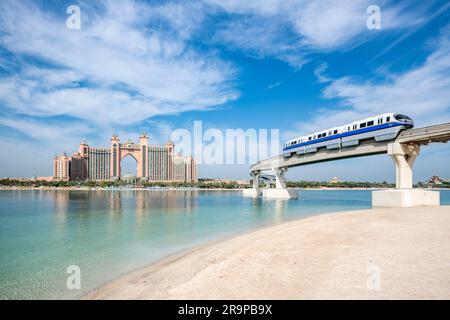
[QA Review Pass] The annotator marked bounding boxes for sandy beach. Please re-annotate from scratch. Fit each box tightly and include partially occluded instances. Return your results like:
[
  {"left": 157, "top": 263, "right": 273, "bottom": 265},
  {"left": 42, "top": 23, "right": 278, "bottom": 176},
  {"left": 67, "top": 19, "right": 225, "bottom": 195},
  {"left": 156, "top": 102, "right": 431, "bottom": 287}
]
[{"left": 85, "top": 206, "right": 450, "bottom": 300}]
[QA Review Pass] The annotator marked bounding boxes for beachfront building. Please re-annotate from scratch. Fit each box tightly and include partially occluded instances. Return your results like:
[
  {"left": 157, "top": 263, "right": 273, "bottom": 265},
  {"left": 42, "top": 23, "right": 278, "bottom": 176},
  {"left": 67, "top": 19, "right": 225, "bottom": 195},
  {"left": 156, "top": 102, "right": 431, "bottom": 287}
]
[
  {"left": 53, "top": 132, "right": 198, "bottom": 182},
  {"left": 328, "top": 177, "right": 342, "bottom": 184},
  {"left": 53, "top": 153, "right": 70, "bottom": 181},
  {"left": 184, "top": 156, "right": 197, "bottom": 182}
]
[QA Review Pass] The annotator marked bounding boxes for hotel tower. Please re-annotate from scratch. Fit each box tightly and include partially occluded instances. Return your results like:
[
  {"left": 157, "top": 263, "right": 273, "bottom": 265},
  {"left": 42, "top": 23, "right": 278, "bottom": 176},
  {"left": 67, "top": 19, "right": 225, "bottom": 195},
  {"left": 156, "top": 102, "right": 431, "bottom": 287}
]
[{"left": 53, "top": 132, "right": 197, "bottom": 182}]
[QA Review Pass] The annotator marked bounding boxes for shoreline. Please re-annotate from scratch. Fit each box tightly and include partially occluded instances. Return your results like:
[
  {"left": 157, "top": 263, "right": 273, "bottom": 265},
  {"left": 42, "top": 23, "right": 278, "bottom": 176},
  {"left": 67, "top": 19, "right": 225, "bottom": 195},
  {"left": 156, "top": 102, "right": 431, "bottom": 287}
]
[
  {"left": 85, "top": 206, "right": 450, "bottom": 299},
  {"left": 1, "top": 186, "right": 447, "bottom": 191},
  {"left": 82, "top": 207, "right": 366, "bottom": 300}
]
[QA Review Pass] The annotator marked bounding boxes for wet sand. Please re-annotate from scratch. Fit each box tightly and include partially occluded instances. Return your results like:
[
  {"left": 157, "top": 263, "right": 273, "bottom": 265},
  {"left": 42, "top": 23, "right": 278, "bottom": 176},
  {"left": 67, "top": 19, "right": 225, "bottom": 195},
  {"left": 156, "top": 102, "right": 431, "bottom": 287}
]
[{"left": 85, "top": 206, "right": 450, "bottom": 299}]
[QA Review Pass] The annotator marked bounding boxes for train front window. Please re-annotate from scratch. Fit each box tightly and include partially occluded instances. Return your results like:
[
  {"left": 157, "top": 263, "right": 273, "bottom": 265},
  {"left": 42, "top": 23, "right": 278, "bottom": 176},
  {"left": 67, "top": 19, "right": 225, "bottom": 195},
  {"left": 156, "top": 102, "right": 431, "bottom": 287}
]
[{"left": 394, "top": 114, "right": 412, "bottom": 121}]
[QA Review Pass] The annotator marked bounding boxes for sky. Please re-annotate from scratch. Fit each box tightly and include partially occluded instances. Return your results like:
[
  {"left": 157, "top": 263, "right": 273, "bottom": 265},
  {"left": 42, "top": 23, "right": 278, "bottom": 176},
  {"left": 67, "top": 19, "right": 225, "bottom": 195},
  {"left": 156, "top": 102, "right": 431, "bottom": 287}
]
[{"left": 1, "top": 0, "right": 450, "bottom": 182}]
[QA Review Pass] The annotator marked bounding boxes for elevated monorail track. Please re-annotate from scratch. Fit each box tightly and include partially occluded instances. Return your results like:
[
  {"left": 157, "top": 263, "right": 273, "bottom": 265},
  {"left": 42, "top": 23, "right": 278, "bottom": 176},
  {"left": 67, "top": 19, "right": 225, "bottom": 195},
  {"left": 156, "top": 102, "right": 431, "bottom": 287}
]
[{"left": 251, "top": 122, "right": 450, "bottom": 173}]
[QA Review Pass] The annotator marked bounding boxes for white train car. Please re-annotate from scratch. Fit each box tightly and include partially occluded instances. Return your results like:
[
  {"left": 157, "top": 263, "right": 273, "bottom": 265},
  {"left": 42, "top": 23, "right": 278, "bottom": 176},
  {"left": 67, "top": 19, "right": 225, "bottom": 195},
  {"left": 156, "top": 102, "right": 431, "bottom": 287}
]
[{"left": 283, "top": 113, "right": 414, "bottom": 157}]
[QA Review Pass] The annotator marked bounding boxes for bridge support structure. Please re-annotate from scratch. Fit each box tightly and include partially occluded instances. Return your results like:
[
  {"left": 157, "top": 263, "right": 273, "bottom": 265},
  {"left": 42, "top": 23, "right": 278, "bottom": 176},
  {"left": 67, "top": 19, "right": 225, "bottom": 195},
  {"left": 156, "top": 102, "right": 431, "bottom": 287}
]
[
  {"left": 372, "top": 142, "right": 440, "bottom": 207},
  {"left": 261, "top": 168, "right": 298, "bottom": 199},
  {"left": 243, "top": 171, "right": 262, "bottom": 197},
  {"left": 243, "top": 168, "right": 298, "bottom": 199}
]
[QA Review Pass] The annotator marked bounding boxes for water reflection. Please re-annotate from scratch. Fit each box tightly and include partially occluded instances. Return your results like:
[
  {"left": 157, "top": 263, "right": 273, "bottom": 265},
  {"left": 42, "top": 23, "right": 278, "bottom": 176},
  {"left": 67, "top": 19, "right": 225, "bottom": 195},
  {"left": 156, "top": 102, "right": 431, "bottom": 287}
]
[{"left": 52, "top": 190, "right": 201, "bottom": 228}]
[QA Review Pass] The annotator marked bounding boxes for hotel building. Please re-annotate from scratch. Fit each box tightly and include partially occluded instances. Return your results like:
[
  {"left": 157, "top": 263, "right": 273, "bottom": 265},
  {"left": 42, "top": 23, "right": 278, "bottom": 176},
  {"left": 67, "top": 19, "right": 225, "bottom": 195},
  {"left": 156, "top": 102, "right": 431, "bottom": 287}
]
[{"left": 53, "top": 132, "right": 197, "bottom": 182}]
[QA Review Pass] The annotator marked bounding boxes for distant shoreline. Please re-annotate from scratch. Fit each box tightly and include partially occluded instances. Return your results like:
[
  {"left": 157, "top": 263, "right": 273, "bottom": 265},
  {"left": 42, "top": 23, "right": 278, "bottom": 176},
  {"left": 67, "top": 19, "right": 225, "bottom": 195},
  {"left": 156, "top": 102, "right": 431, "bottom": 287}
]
[{"left": 0, "top": 186, "right": 447, "bottom": 191}]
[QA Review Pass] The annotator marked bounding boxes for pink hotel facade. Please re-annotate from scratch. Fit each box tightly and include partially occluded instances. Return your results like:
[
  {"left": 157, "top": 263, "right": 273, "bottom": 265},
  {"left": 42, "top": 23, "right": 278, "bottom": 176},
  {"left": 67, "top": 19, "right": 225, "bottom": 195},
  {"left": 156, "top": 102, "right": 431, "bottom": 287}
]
[{"left": 53, "top": 132, "right": 197, "bottom": 182}]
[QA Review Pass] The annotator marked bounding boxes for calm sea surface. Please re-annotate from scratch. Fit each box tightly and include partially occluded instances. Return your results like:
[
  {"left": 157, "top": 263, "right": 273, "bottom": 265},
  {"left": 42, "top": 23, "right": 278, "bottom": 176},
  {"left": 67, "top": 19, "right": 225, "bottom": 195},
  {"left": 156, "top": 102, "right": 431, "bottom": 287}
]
[{"left": 1, "top": 189, "right": 449, "bottom": 299}]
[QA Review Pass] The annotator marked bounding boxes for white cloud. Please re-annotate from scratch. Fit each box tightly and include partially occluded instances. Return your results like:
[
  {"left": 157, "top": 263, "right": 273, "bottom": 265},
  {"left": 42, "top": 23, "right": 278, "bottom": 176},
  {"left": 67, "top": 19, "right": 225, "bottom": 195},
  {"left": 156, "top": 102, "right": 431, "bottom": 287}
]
[
  {"left": 0, "top": 0, "right": 239, "bottom": 126},
  {"left": 206, "top": 0, "right": 426, "bottom": 66},
  {"left": 285, "top": 28, "right": 450, "bottom": 139},
  {"left": 266, "top": 82, "right": 282, "bottom": 90}
]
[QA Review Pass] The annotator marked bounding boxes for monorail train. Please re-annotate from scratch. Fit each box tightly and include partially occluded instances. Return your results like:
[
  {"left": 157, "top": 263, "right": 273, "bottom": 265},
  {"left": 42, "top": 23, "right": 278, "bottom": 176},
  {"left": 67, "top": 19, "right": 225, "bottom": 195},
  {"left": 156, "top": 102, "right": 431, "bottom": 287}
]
[{"left": 283, "top": 113, "right": 414, "bottom": 157}]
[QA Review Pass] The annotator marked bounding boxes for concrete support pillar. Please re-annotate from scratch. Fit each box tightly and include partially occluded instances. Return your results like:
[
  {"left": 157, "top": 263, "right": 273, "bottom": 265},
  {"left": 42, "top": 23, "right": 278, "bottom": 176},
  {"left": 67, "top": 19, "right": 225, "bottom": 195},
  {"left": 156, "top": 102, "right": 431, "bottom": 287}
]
[
  {"left": 251, "top": 171, "right": 260, "bottom": 189},
  {"left": 243, "top": 171, "right": 261, "bottom": 197},
  {"left": 388, "top": 142, "right": 419, "bottom": 189},
  {"left": 273, "top": 167, "right": 287, "bottom": 189},
  {"left": 372, "top": 142, "right": 439, "bottom": 207},
  {"left": 261, "top": 167, "right": 297, "bottom": 199}
]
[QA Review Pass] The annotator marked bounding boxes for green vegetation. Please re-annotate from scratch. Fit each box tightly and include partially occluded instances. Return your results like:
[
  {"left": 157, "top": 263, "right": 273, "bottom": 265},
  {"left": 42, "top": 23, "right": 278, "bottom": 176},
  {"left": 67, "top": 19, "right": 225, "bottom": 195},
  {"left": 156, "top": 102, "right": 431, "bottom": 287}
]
[
  {"left": 0, "top": 178, "right": 248, "bottom": 189},
  {"left": 286, "top": 180, "right": 396, "bottom": 189},
  {"left": 1, "top": 178, "right": 448, "bottom": 189}
]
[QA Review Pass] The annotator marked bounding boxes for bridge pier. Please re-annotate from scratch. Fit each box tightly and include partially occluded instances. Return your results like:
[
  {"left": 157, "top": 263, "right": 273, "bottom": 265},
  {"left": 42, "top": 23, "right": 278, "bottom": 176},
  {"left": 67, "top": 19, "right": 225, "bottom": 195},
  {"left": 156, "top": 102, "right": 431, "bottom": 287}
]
[
  {"left": 372, "top": 142, "right": 440, "bottom": 207},
  {"left": 261, "top": 168, "right": 298, "bottom": 199},
  {"left": 243, "top": 171, "right": 262, "bottom": 197},
  {"left": 243, "top": 168, "right": 298, "bottom": 199}
]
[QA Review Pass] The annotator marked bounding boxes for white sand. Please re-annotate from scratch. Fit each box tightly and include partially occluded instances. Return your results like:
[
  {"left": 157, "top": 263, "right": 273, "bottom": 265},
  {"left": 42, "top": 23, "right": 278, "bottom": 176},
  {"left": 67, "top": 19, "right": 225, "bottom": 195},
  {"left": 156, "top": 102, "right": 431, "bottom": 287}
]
[{"left": 85, "top": 206, "right": 450, "bottom": 299}]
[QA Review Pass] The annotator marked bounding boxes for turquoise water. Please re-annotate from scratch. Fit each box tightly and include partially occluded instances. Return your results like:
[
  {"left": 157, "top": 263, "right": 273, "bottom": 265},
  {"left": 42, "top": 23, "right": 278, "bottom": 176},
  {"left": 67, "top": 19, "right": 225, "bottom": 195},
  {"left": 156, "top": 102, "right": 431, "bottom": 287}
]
[{"left": 1, "top": 189, "right": 449, "bottom": 299}]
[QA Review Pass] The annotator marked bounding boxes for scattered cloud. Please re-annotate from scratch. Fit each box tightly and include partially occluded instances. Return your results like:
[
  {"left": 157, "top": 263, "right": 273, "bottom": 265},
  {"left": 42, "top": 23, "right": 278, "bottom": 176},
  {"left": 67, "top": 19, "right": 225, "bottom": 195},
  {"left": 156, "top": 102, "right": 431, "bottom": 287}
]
[
  {"left": 0, "top": 0, "right": 239, "bottom": 128},
  {"left": 206, "top": 0, "right": 428, "bottom": 66},
  {"left": 266, "top": 82, "right": 282, "bottom": 91},
  {"left": 285, "top": 27, "right": 450, "bottom": 139}
]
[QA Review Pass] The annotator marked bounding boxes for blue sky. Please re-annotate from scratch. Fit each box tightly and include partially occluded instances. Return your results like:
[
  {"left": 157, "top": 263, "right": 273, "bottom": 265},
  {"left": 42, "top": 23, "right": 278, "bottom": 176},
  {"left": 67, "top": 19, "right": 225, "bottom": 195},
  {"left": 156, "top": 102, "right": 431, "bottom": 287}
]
[{"left": 1, "top": 0, "right": 450, "bottom": 181}]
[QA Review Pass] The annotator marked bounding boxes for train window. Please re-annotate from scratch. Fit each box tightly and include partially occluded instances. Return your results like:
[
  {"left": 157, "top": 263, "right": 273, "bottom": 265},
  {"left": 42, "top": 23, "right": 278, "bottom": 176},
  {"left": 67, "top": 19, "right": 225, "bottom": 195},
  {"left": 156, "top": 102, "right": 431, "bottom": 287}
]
[
  {"left": 313, "top": 135, "right": 316, "bottom": 139},
  {"left": 386, "top": 116, "right": 390, "bottom": 122},
  {"left": 360, "top": 123, "right": 366, "bottom": 128},
  {"left": 353, "top": 125, "right": 357, "bottom": 130},
  {"left": 348, "top": 126, "right": 350, "bottom": 131},
  {"left": 394, "top": 114, "right": 412, "bottom": 120},
  {"left": 308, "top": 137, "right": 311, "bottom": 141},
  {"left": 334, "top": 130, "right": 338, "bottom": 134},
  {"left": 367, "top": 121, "right": 374, "bottom": 126},
  {"left": 378, "top": 118, "right": 383, "bottom": 124},
  {"left": 323, "top": 133, "right": 327, "bottom": 137},
  {"left": 328, "top": 131, "right": 332, "bottom": 135}
]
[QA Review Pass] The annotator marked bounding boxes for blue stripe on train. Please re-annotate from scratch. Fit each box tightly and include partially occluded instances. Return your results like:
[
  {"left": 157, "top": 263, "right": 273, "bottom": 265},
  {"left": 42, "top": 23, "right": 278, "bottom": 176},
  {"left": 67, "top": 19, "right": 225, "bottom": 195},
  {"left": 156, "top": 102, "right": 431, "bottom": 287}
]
[{"left": 283, "top": 122, "right": 404, "bottom": 151}]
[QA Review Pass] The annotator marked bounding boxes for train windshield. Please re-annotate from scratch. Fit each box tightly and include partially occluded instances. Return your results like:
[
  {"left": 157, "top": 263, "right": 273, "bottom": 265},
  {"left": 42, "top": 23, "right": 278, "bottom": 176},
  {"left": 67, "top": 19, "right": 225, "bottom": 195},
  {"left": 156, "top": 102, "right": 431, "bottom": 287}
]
[{"left": 394, "top": 114, "right": 412, "bottom": 121}]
